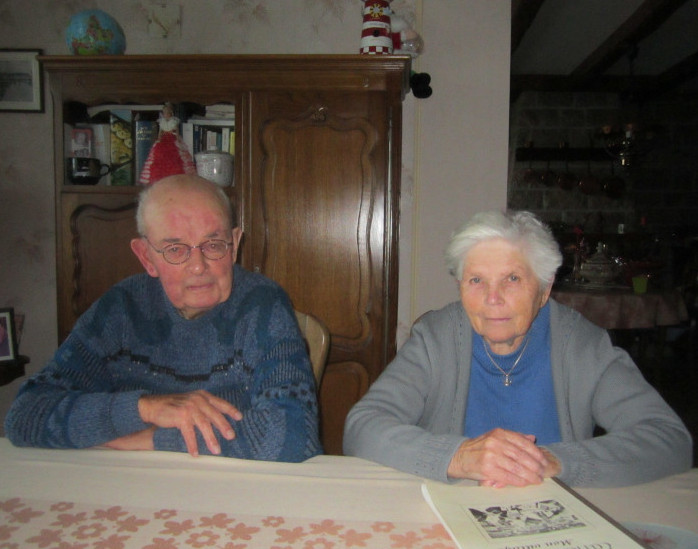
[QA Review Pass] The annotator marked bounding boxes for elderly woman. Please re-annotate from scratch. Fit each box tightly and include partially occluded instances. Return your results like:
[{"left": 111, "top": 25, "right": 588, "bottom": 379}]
[{"left": 344, "top": 210, "right": 692, "bottom": 488}]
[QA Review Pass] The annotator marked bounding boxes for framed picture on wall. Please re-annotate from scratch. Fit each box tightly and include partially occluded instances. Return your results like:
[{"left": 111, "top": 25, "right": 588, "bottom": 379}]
[
  {"left": 0, "top": 49, "right": 44, "bottom": 113},
  {"left": 0, "top": 308, "right": 18, "bottom": 363}
]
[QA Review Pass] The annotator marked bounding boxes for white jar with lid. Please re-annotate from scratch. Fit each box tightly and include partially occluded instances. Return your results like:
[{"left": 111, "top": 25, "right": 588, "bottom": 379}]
[{"left": 195, "top": 151, "right": 234, "bottom": 187}]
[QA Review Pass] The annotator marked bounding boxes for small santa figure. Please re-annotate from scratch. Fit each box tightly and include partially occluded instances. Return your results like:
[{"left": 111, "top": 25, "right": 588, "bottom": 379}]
[
  {"left": 139, "top": 102, "right": 196, "bottom": 186},
  {"left": 360, "top": 0, "right": 393, "bottom": 54},
  {"left": 391, "top": 13, "right": 423, "bottom": 57}
]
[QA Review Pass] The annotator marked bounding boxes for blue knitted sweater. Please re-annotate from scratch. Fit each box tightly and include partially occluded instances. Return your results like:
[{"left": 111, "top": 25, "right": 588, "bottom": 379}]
[{"left": 5, "top": 265, "right": 322, "bottom": 462}]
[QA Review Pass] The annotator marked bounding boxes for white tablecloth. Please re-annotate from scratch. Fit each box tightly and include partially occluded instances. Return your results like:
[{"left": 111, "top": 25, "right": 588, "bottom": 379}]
[
  {"left": 577, "top": 469, "right": 698, "bottom": 534},
  {"left": 1, "top": 438, "right": 696, "bottom": 547}
]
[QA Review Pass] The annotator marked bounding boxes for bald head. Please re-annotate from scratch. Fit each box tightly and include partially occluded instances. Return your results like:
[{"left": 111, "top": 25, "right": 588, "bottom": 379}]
[
  {"left": 130, "top": 174, "right": 242, "bottom": 319},
  {"left": 135, "top": 175, "right": 236, "bottom": 237}
]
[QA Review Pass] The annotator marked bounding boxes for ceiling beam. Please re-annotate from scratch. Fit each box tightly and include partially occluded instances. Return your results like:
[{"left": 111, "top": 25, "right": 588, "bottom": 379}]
[
  {"left": 511, "top": 61, "right": 698, "bottom": 99},
  {"left": 510, "top": 0, "right": 697, "bottom": 97},
  {"left": 511, "top": 0, "right": 546, "bottom": 54},
  {"left": 571, "top": 0, "right": 690, "bottom": 78}
]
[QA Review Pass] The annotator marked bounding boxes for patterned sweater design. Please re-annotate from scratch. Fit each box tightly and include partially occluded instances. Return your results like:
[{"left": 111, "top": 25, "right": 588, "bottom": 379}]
[{"left": 5, "top": 266, "right": 322, "bottom": 462}]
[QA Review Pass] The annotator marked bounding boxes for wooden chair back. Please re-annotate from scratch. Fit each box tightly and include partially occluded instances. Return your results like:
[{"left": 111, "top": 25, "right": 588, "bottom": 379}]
[{"left": 295, "top": 310, "right": 330, "bottom": 387}]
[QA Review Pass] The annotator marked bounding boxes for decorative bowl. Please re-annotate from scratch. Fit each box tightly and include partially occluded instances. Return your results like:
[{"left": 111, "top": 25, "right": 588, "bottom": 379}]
[{"left": 580, "top": 244, "right": 616, "bottom": 285}]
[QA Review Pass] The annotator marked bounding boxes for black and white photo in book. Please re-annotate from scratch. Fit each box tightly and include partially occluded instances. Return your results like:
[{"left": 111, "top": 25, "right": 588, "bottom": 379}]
[
  {"left": 0, "top": 49, "right": 43, "bottom": 112},
  {"left": 0, "top": 308, "right": 18, "bottom": 363},
  {"left": 468, "top": 498, "right": 586, "bottom": 539}
]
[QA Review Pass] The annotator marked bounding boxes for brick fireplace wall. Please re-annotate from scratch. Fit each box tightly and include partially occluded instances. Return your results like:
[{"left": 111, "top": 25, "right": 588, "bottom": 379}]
[
  {"left": 508, "top": 90, "right": 698, "bottom": 236},
  {"left": 508, "top": 89, "right": 698, "bottom": 285}
]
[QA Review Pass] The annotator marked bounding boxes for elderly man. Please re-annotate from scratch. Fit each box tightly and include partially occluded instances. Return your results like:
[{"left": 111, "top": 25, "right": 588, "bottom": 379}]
[{"left": 5, "top": 175, "right": 321, "bottom": 462}]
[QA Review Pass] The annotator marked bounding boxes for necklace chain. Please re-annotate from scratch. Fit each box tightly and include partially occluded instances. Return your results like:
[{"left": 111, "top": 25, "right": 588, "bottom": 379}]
[{"left": 482, "top": 337, "right": 530, "bottom": 387}]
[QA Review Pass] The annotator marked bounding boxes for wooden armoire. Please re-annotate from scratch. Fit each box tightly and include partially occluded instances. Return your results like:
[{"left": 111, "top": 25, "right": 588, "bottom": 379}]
[{"left": 44, "top": 55, "right": 410, "bottom": 454}]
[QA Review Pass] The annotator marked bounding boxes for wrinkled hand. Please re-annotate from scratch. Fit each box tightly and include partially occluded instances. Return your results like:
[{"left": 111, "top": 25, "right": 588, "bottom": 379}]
[
  {"left": 138, "top": 390, "right": 243, "bottom": 457},
  {"left": 447, "top": 428, "right": 560, "bottom": 488}
]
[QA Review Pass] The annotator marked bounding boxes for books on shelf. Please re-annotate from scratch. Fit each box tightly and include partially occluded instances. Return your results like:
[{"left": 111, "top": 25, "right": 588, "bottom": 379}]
[
  {"left": 79, "top": 104, "right": 162, "bottom": 187},
  {"left": 182, "top": 116, "right": 235, "bottom": 156},
  {"left": 64, "top": 103, "right": 234, "bottom": 185},
  {"left": 134, "top": 114, "right": 159, "bottom": 184},
  {"left": 422, "top": 479, "right": 648, "bottom": 549},
  {"left": 109, "top": 109, "right": 134, "bottom": 186},
  {"left": 184, "top": 104, "right": 235, "bottom": 155}
]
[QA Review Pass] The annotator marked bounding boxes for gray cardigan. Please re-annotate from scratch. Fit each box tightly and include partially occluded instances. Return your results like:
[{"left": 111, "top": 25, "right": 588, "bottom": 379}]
[{"left": 344, "top": 300, "right": 692, "bottom": 487}]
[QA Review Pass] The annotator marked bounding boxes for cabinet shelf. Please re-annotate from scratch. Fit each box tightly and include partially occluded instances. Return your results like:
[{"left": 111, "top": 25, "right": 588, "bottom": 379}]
[{"left": 61, "top": 185, "right": 140, "bottom": 194}]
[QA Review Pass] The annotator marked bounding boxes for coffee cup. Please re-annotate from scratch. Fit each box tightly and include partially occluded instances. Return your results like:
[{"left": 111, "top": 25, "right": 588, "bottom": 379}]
[{"left": 66, "top": 157, "right": 110, "bottom": 185}]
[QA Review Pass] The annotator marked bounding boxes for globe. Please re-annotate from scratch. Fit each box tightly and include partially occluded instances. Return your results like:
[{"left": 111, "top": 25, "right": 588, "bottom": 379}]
[{"left": 65, "top": 10, "right": 126, "bottom": 55}]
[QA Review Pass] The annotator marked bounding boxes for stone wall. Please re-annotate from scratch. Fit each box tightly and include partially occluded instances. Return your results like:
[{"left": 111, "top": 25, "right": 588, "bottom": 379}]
[{"left": 508, "top": 90, "right": 698, "bottom": 237}]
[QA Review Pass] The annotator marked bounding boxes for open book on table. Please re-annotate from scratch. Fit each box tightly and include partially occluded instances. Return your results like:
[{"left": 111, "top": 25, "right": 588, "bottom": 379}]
[{"left": 422, "top": 478, "right": 649, "bottom": 549}]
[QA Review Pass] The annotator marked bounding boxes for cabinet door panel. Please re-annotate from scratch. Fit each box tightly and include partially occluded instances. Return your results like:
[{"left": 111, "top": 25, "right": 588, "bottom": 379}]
[
  {"left": 248, "top": 93, "right": 390, "bottom": 367},
  {"left": 260, "top": 118, "right": 373, "bottom": 344},
  {"left": 248, "top": 92, "right": 394, "bottom": 453},
  {"left": 57, "top": 194, "right": 142, "bottom": 341}
]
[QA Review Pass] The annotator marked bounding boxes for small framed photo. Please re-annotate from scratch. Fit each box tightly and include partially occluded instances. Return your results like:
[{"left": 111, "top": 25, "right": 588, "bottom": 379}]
[
  {"left": 0, "top": 49, "right": 44, "bottom": 113},
  {"left": 71, "top": 127, "right": 93, "bottom": 157},
  {"left": 0, "top": 308, "right": 18, "bottom": 363}
]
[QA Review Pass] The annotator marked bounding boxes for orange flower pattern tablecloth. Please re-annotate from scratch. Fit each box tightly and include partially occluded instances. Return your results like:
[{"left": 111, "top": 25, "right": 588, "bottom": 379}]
[{"left": 0, "top": 497, "right": 455, "bottom": 549}]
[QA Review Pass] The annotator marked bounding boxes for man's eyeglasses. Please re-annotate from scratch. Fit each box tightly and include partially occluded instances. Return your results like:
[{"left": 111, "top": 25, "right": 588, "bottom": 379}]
[{"left": 144, "top": 237, "right": 233, "bottom": 265}]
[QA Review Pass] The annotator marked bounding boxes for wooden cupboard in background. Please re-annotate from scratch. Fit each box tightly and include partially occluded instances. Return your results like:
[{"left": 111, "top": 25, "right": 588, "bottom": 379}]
[{"left": 44, "top": 55, "right": 410, "bottom": 454}]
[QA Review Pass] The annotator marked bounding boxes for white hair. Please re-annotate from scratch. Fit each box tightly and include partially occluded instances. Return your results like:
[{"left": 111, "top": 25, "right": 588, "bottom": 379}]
[{"left": 444, "top": 210, "right": 562, "bottom": 289}]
